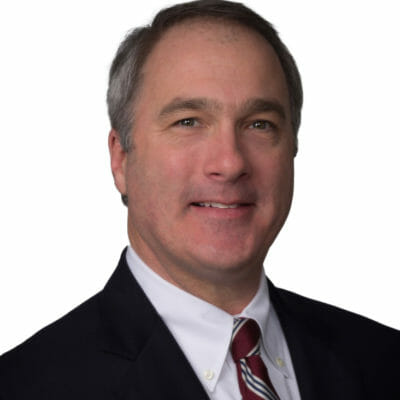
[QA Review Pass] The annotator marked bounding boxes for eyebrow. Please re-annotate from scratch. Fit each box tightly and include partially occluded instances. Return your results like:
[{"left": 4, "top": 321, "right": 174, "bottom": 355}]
[
  {"left": 241, "top": 98, "right": 287, "bottom": 120},
  {"left": 158, "top": 97, "right": 222, "bottom": 119},
  {"left": 158, "top": 96, "right": 286, "bottom": 120}
]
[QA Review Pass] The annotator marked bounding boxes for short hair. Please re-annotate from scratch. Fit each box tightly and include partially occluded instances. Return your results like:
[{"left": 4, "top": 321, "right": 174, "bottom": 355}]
[
  {"left": 107, "top": 0, "right": 302, "bottom": 148},
  {"left": 107, "top": 0, "right": 303, "bottom": 205}
]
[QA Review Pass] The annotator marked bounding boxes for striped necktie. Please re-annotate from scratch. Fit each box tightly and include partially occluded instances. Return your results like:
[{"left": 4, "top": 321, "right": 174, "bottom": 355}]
[{"left": 231, "top": 318, "right": 281, "bottom": 400}]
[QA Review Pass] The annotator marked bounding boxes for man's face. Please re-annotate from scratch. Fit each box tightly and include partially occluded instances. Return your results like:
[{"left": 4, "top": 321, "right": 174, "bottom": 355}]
[{"left": 112, "top": 21, "right": 295, "bottom": 287}]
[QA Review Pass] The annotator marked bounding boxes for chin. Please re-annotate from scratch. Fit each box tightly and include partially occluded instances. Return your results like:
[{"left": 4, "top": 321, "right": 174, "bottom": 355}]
[{"left": 188, "top": 243, "right": 263, "bottom": 275}]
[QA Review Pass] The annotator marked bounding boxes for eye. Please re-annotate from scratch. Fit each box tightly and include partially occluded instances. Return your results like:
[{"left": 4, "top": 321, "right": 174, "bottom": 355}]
[
  {"left": 176, "top": 118, "right": 199, "bottom": 127},
  {"left": 249, "top": 120, "right": 273, "bottom": 130}
]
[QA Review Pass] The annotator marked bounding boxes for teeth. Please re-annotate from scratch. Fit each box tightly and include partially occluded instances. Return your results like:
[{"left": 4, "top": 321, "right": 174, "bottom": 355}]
[{"left": 197, "top": 202, "right": 239, "bottom": 209}]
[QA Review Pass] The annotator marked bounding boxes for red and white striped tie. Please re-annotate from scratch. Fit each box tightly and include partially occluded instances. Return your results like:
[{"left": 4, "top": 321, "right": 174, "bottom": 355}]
[{"left": 231, "top": 318, "right": 281, "bottom": 400}]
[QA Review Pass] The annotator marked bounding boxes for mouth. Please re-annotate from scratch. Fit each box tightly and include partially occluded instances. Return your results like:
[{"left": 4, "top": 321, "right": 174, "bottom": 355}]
[
  {"left": 189, "top": 200, "right": 254, "bottom": 220},
  {"left": 191, "top": 202, "right": 251, "bottom": 209}
]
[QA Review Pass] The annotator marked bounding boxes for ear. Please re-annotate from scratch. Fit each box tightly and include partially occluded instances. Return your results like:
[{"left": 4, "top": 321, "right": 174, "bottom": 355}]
[{"left": 108, "top": 129, "right": 128, "bottom": 197}]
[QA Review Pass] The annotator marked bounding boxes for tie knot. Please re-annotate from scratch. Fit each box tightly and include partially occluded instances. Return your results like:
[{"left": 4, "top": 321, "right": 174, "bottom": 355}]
[{"left": 230, "top": 318, "right": 261, "bottom": 362}]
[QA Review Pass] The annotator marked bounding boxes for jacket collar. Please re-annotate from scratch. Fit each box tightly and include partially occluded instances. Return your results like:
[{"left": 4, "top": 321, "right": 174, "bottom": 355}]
[
  {"left": 268, "top": 280, "right": 364, "bottom": 400},
  {"left": 97, "top": 248, "right": 210, "bottom": 399}
]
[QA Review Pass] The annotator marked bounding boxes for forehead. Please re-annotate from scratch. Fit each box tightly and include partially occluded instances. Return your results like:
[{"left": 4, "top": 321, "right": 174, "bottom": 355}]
[
  {"left": 138, "top": 19, "right": 289, "bottom": 114},
  {"left": 145, "top": 18, "right": 281, "bottom": 69}
]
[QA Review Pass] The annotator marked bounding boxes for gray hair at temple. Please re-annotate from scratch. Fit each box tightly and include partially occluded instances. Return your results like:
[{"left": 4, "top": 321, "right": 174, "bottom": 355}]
[{"left": 107, "top": 0, "right": 303, "bottom": 204}]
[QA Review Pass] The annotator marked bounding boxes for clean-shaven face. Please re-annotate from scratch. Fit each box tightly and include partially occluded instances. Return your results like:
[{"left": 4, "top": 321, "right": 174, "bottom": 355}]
[{"left": 120, "top": 20, "right": 295, "bottom": 289}]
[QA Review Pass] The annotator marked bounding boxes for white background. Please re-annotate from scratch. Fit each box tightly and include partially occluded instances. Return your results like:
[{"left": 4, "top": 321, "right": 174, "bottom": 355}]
[{"left": 0, "top": 0, "right": 399, "bottom": 354}]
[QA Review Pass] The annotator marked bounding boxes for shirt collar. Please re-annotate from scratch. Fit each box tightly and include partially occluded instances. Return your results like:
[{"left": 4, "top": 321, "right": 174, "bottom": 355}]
[
  {"left": 125, "top": 245, "right": 290, "bottom": 392},
  {"left": 238, "top": 277, "right": 291, "bottom": 378}
]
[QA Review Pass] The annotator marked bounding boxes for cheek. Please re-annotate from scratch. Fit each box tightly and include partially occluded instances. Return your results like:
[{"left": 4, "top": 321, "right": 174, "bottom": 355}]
[
  {"left": 272, "top": 160, "right": 294, "bottom": 201},
  {"left": 130, "top": 146, "right": 197, "bottom": 207},
  {"left": 255, "top": 153, "right": 294, "bottom": 206},
  {"left": 159, "top": 150, "right": 193, "bottom": 179}
]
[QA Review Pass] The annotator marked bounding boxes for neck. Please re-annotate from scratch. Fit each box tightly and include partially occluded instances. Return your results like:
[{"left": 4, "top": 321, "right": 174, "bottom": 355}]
[
  {"left": 129, "top": 237, "right": 263, "bottom": 315},
  {"left": 153, "top": 264, "right": 262, "bottom": 315}
]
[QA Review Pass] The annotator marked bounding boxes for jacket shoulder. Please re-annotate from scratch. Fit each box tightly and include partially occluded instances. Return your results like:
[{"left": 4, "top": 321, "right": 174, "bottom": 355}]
[
  {"left": 275, "top": 285, "right": 399, "bottom": 337},
  {"left": 0, "top": 293, "right": 121, "bottom": 398},
  {"left": 273, "top": 285, "right": 400, "bottom": 386},
  {"left": 1, "top": 292, "right": 100, "bottom": 357}
]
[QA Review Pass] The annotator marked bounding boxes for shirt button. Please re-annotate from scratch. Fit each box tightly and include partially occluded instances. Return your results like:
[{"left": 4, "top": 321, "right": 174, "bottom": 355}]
[
  {"left": 204, "top": 370, "right": 214, "bottom": 380},
  {"left": 276, "top": 357, "right": 285, "bottom": 367}
]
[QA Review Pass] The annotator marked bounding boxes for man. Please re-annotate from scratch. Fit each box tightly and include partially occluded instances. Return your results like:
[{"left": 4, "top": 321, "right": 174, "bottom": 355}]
[{"left": 0, "top": 0, "right": 399, "bottom": 399}]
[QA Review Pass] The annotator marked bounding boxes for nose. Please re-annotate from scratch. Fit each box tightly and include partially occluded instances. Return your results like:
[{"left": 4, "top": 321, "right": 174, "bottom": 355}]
[{"left": 203, "top": 126, "right": 250, "bottom": 183}]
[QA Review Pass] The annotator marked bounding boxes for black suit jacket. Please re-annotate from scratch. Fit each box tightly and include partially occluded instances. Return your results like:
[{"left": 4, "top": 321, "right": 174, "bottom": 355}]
[{"left": 1, "top": 249, "right": 399, "bottom": 399}]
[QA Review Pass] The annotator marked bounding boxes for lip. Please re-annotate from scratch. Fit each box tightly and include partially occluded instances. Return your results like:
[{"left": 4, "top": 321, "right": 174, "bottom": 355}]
[
  {"left": 189, "top": 201, "right": 255, "bottom": 219},
  {"left": 191, "top": 198, "right": 254, "bottom": 206}
]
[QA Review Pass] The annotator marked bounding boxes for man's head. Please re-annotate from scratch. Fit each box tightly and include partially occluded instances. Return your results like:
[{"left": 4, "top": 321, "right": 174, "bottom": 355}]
[
  {"left": 108, "top": 0, "right": 302, "bottom": 310},
  {"left": 107, "top": 0, "right": 302, "bottom": 159}
]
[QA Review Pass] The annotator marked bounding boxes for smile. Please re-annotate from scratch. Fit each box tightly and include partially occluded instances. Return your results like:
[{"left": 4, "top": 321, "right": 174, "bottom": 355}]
[
  {"left": 190, "top": 201, "right": 254, "bottom": 219},
  {"left": 194, "top": 202, "right": 241, "bottom": 209}
]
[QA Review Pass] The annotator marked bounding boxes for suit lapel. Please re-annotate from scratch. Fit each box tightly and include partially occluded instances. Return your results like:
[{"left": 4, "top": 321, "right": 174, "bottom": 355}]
[
  {"left": 269, "top": 281, "right": 365, "bottom": 400},
  {"left": 98, "top": 249, "right": 209, "bottom": 400},
  {"left": 116, "top": 319, "right": 210, "bottom": 400}
]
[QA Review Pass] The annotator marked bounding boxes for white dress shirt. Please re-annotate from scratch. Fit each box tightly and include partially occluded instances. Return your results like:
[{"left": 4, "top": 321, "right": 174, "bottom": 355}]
[{"left": 126, "top": 246, "right": 301, "bottom": 400}]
